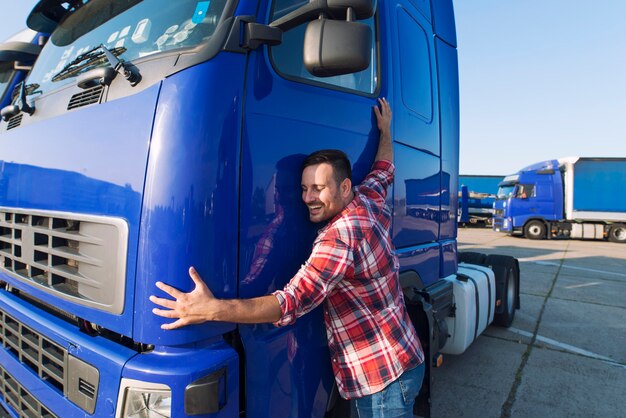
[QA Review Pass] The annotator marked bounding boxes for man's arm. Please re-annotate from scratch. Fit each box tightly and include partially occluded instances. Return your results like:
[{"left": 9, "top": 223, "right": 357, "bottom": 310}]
[
  {"left": 150, "top": 267, "right": 281, "bottom": 330},
  {"left": 373, "top": 97, "right": 392, "bottom": 162}
]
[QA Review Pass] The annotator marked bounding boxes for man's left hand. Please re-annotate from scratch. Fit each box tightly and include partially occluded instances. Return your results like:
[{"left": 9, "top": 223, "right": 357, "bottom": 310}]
[{"left": 150, "top": 266, "right": 218, "bottom": 330}]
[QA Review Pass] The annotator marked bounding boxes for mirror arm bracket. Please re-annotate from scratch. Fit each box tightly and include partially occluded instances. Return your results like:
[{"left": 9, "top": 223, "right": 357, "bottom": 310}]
[
  {"left": 269, "top": 0, "right": 375, "bottom": 31},
  {"left": 223, "top": 16, "right": 283, "bottom": 53},
  {"left": 14, "top": 62, "right": 34, "bottom": 71},
  {"left": 18, "top": 81, "right": 35, "bottom": 116},
  {"left": 243, "top": 23, "right": 283, "bottom": 50},
  {"left": 346, "top": 7, "right": 354, "bottom": 21},
  {"left": 270, "top": 1, "right": 323, "bottom": 32}
]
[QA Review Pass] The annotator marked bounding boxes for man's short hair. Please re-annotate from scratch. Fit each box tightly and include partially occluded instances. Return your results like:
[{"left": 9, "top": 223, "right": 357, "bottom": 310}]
[{"left": 302, "top": 149, "right": 352, "bottom": 185}]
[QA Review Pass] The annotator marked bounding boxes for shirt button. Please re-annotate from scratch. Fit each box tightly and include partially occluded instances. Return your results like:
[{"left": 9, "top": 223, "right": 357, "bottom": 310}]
[{"left": 333, "top": 359, "right": 337, "bottom": 362}]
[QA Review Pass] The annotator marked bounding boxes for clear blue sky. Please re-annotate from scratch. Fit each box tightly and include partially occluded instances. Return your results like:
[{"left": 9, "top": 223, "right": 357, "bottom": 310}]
[
  {"left": 1, "top": 2, "right": 38, "bottom": 39},
  {"left": 455, "top": 0, "right": 626, "bottom": 175},
  {"left": 2, "top": 1, "right": 625, "bottom": 176}
]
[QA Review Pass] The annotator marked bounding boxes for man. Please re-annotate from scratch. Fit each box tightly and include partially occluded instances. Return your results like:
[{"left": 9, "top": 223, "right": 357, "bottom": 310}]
[{"left": 150, "top": 98, "right": 425, "bottom": 417}]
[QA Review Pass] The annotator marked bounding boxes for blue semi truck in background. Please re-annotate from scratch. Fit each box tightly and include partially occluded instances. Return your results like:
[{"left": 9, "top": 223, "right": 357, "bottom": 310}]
[
  {"left": 458, "top": 175, "right": 502, "bottom": 225},
  {"left": 0, "top": 0, "right": 520, "bottom": 417},
  {"left": 494, "top": 157, "right": 626, "bottom": 243}
]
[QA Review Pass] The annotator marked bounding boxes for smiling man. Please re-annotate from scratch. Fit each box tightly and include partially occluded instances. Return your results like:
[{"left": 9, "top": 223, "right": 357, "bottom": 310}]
[
  {"left": 301, "top": 149, "right": 354, "bottom": 223},
  {"left": 150, "top": 98, "right": 425, "bottom": 417}
]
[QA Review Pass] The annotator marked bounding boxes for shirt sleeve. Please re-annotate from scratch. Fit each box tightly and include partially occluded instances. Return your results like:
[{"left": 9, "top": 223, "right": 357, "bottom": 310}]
[
  {"left": 358, "top": 160, "right": 395, "bottom": 200},
  {"left": 272, "top": 236, "right": 354, "bottom": 327}
]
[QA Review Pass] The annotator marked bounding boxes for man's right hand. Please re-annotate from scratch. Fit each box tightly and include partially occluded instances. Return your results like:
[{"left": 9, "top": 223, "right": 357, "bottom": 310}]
[{"left": 374, "top": 97, "right": 392, "bottom": 134}]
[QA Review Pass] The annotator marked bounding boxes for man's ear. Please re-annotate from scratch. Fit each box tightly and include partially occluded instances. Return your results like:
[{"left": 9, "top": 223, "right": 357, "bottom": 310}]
[{"left": 341, "top": 178, "right": 352, "bottom": 197}]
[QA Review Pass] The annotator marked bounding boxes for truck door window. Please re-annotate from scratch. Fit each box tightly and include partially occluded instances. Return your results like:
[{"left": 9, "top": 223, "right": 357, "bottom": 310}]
[
  {"left": 25, "top": 0, "right": 229, "bottom": 96},
  {"left": 270, "top": 0, "right": 378, "bottom": 94},
  {"left": 398, "top": 9, "right": 432, "bottom": 121},
  {"left": 515, "top": 184, "right": 535, "bottom": 199}
]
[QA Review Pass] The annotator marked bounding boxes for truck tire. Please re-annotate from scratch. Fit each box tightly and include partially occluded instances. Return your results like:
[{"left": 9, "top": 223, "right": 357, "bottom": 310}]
[
  {"left": 524, "top": 220, "right": 546, "bottom": 240},
  {"left": 486, "top": 255, "right": 520, "bottom": 328},
  {"left": 608, "top": 224, "right": 626, "bottom": 243}
]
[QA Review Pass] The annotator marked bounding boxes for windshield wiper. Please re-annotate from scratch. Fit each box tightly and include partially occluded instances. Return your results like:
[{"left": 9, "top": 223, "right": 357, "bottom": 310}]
[
  {"left": 52, "top": 44, "right": 111, "bottom": 82},
  {"left": 52, "top": 44, "right": 140, "bottom": 86},
  {"left": 98, "top": 44, "right": 141, "bottom": 86}
]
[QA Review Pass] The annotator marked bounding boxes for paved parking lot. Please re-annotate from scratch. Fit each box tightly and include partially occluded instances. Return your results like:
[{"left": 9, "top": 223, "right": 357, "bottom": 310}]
[{"left": 431, "top": 228, "right": 626, "bottom": 418}]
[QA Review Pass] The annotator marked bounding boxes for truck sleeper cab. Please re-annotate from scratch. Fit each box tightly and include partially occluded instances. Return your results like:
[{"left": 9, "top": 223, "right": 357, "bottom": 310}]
[{"left": 0, "top": 0, "right": 519, "bottom": 417}]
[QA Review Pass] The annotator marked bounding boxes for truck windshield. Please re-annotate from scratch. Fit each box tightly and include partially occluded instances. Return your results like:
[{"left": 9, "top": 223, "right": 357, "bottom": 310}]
[
  {"left": 26, "top": 0, "right": 227, "bottom": 95},
  {"left": 497, "top": 185, "right": 515, "bottom": 200},
  {"left": 0, "top": 61, "right": 15, "bottom": 100}
]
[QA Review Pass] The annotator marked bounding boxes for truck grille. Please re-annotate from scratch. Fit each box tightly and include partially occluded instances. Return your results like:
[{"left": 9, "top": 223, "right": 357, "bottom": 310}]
[
  {"left": 0, "top": 309, "right": 67, "bottom": 394},
  {"left": 0, "top": 306, "right": 100, "bottom": 414},
  {"left": 0, "top": 365, "right": 58, "bottom": 418},
  {"left": 0, "top": 208, "right": 128, "bottom": 314}
]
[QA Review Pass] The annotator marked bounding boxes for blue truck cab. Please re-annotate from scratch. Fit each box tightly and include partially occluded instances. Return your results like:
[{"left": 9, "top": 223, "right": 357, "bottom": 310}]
[
  {"left": 493, "top": 157, "right": 626, "bottom": 242},
  {"left": 493, "top": 159, "right": 563, "bottom": 236},
  {"left": 0, "top": 1, "right": 519, "bottom": 417}
]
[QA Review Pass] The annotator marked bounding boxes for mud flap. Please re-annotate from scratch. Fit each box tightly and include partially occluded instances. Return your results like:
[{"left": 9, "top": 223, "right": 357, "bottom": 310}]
[{"left": 486, "top": 254, "right": 521, "bottom": 313}]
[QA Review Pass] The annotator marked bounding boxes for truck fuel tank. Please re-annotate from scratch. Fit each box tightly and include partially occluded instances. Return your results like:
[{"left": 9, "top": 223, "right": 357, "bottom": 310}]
[{"left": 441, "top": 264, "right": 496, "bottom": 355}]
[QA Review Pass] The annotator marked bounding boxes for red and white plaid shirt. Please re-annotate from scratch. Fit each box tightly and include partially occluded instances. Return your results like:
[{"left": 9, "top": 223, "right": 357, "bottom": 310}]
[{"left": 273, "top": 160, "right": 423, "bottom": 399}]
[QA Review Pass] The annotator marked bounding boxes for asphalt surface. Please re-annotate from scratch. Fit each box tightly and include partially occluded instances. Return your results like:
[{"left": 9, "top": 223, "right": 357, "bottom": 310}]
[{"left": 431, "top": 227, "right": 626, "bottom": 418}]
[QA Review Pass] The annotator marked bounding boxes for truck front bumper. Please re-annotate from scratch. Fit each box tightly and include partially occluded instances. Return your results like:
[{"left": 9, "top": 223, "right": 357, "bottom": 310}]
[
  {"left": 493, "top": 217, "right": 513, "bottom": 233},
  {"left": 0, "top": 289, "right": 238, "bottom": 418}
]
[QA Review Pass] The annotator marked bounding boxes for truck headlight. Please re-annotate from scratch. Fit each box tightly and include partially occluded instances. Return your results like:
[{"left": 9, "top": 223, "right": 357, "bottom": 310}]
[{"left": 117, "top": 379, "right": 171, "bottom": 418}]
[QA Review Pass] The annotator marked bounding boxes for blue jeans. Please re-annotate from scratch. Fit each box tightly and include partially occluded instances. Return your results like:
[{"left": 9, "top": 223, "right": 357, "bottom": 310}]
[{"left": 351, "top": 362, "right": 425, "bottom": 418}]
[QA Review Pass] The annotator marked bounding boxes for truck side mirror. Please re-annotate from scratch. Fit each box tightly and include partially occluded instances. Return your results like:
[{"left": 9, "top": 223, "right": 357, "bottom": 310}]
[
  {"left": 269, "top": 0, "right": 375, "bottom": 77},
  {"left": 0, "top": 41, "right": 42, "bottom": 65},
  {"left": 303, "top": 18, "right": 371, "bottom": 77}
]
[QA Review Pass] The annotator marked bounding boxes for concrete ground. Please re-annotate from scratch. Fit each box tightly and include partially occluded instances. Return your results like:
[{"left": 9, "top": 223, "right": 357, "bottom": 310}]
[{"left": 431, "top": 227, "right": 626, "bottom": 418}]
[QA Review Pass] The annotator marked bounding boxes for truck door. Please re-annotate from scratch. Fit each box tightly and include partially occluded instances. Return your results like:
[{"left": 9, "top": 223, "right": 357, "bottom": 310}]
[
  {"left": 239, "top": 0, "right": 381, "bottom": 415},
  {"left": 389, "top": 0, "right": 446, "bottom": 286},
  {"left": 513, "top": 181, "right": 555, "bottom": 222}
]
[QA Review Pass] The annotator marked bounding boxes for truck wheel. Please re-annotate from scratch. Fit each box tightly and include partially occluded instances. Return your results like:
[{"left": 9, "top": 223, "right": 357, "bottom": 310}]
[
  {"left": 493, "top": 266, "right": 517, "bottom": 327},
  {"left": 608, "top": 224, "right": 626, "bottom": 243},
  {"left": 487, "top": 254, "right": 520, "bottom": 328},
  {"left": 524, "top": 220, "right": 545, "bottom": 240}
]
